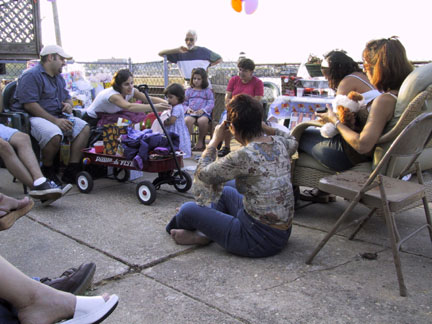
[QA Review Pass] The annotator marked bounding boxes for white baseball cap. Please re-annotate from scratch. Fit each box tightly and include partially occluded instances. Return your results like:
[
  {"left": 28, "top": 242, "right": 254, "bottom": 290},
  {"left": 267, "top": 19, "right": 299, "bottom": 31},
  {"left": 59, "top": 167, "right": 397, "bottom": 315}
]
[{"left": 40, "top": 45, "right": 72, "bottom": 60}]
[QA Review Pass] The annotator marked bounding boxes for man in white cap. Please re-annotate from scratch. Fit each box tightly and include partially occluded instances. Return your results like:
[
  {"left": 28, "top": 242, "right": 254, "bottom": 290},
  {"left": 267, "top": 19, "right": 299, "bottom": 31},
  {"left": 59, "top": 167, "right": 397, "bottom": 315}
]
[{"left": 11, "top": 45, "right": 90, "bottom": 185}]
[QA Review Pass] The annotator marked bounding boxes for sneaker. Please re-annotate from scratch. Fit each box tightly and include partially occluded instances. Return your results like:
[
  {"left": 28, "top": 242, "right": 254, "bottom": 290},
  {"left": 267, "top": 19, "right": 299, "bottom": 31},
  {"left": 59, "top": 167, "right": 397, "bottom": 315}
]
[
  {"left": 61, "top": 163, "right": 81, "bottom": 184},
  {"left": 40, "top": 262, "right": 96, "bottom": 295},
  {"left": 40, "top": 183, "right": 73, "bottom": 206},
  {"left": 41, "top": 166, "right": 62, "bottom": 186},
  {"left": 217, "top": 146, "right": 231, "bottom": 157},
  {"left": 29, "top": 180, "right": 62, "bottom": 201}
]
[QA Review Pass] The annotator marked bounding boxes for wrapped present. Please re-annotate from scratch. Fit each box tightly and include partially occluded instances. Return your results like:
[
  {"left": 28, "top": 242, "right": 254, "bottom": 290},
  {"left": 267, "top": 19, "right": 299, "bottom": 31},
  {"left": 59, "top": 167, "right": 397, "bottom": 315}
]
[{"left": 101, "top": 124, "right": 128, "bottom": 155}]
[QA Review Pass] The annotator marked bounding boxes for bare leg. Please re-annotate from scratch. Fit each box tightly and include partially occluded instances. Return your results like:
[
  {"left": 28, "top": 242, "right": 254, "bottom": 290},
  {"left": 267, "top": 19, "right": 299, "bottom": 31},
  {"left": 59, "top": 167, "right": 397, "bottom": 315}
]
[
  {"left": 9, "top": 132, "right": 44, "bottom": 181},
  {"left": 196, "top": 116, "right": 209, "bottom": 149},
  {"left": 69, "top": 125, "right": 90, "bottom": 163},
  {"left": 0, "top": 254, "right": 75, "bottom": 324},
  {"left": 42, "top": 135, "right": 61, "bottom": 167},
  {"left": 184, "top": 116, "right": 195, "bottom": 135},
  {"left": 0, "top": 138, "right": 33, "bottom": 187},
  {"left": 170, "top": 229, "right": 211, "bottom": 245}
]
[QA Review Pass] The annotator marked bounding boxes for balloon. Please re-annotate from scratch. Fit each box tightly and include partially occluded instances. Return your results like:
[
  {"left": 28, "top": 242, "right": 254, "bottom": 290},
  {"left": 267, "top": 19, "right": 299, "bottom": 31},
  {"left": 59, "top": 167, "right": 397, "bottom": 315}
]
[
  {"left": 244, "top": 0, "right": 258, "bottom": 14},
  {"left": 231, "top": 0, "right": 242, "bottom": 13},
  {"left": 83, "top": 157, "right": 91, "bottom": 165}
]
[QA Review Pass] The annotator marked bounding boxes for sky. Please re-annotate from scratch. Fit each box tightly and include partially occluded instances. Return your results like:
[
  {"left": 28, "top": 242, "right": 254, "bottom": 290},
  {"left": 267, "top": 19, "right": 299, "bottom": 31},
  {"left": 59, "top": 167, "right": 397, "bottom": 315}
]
[{"left": 39, "top": 0, "right": 432, "bottom": 64}]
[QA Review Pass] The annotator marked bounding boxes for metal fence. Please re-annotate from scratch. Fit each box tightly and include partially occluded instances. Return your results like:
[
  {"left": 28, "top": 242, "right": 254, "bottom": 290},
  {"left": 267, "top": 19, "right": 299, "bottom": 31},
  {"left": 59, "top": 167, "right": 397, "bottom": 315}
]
[
  {"left": 1, "top": 58, "right": 429, "bottom": 92},
  {"left": 0, "top": 58, "right": 299, "bottom": 90}
]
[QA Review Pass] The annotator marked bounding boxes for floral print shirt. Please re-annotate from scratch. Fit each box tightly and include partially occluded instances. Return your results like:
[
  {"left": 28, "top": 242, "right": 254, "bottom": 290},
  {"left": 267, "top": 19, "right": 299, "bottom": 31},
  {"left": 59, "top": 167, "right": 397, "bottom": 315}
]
[{"left": 193, "top": 129, "right": 298, "bottom": 228}]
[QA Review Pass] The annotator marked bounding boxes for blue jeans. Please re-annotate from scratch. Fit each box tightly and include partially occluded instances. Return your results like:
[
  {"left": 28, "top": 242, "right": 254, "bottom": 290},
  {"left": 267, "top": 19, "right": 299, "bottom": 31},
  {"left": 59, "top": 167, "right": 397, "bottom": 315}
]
[
  {"left": 166, "top": 186, "right": 291, "bottom": 258},
  {"left": 298, "top": 127, "right": 353, "bottom": 172}
]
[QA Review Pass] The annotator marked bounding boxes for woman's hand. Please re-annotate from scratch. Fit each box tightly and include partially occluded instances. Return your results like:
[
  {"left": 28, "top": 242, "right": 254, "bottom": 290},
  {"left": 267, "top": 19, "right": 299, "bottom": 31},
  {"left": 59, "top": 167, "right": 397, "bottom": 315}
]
[
  {"left": 154, "top": 102, "right": 171, "bottom": 112},
  {"left": 316, "top": 105, "right": 338, "bottom": 124},
  {"left": 209, "top": 122, "right": 230, "bottom": 148}
]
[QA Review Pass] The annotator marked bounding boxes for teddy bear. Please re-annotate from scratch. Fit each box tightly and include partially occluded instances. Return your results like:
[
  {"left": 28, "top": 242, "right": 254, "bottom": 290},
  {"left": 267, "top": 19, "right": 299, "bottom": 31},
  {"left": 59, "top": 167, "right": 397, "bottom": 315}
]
[{"left": 320, "top": 91, "right": 365, "bottom": 138}]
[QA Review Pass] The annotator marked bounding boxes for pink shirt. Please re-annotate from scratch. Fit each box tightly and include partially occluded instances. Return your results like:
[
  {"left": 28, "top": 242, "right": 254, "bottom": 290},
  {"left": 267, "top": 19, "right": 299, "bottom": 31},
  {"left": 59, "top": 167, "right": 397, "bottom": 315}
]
[{"left": 227, "top": 75, "right": 264, "bottom": 97}]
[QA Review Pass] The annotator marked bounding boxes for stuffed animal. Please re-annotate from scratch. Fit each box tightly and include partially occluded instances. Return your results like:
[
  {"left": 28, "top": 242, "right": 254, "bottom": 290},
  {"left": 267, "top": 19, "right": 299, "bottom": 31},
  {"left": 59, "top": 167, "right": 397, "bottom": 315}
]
[{"left": 320, "top": 91, "right": 365, "bottom": 138}]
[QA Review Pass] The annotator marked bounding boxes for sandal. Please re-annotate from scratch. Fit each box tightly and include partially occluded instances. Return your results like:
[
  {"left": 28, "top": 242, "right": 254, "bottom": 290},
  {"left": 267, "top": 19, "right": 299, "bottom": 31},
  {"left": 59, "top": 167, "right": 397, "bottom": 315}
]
[
  {"left": 0, "top": 198, "right": 34, "bottom": 231},
  {"left": 299, "top": 188, "right": 336, "bottom": 203},
  {"left": 217, "top": 146, "right": 231, "bottom": 157},
  {"left": 63, "top": 294, "right": 119, "bottom": 324}
]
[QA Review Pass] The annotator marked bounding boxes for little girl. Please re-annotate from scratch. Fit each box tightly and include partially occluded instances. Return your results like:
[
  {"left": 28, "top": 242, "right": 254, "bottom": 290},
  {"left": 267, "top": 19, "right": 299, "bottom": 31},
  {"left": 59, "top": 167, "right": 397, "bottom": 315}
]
[
  {"left": 163, "top": 83, "right": 191, "bottom": 158},
  {"left": 184, "top": 68, "right": 215, "bottom": 151}
]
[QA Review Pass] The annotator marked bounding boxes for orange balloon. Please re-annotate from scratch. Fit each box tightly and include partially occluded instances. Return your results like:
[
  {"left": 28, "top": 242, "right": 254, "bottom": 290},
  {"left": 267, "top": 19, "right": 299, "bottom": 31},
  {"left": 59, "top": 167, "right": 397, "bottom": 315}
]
[{"left": 231, "top": 0, "right": 242, "bottom": 13}]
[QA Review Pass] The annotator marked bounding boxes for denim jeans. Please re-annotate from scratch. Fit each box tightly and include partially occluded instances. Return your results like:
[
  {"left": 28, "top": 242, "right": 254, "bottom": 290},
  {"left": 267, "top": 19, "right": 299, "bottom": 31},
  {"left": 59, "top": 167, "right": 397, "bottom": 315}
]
[
  {"left": 298, "top": 127, "right": 353, "bottom": 172},
  {"left": 166, "top": 186, "right": 291, "bottom": 258}
]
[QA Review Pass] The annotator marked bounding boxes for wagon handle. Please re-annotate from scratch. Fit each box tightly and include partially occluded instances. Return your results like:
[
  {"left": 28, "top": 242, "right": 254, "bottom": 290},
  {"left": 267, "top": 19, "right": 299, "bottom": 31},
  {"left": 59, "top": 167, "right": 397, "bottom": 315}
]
[{"left": 136, "top": 84, "right": 184, "bottom": 177}]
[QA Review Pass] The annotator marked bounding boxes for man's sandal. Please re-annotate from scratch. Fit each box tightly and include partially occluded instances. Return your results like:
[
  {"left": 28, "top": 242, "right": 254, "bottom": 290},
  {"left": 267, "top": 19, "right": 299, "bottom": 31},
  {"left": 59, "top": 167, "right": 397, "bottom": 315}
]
[{"left": 299, "top": 188, "right": 336, "bottom": 203}]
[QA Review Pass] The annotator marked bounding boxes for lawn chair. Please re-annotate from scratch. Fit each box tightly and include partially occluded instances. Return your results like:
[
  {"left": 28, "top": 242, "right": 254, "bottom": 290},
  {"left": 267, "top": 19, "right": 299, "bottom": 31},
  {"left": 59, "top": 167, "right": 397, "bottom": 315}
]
[
  {"left": 291, "top": 63, "right": 432, "bottom": 200},
  {"left": 306, "top": 112, "right": 432, "bottom": 297}
]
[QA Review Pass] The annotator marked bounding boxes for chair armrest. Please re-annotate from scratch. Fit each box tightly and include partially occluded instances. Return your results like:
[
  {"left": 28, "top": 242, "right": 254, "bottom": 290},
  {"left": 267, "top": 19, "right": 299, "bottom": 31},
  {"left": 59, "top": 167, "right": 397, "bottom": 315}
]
[{"left": 290, "top": 120, "right": 322, "bottom": 142}]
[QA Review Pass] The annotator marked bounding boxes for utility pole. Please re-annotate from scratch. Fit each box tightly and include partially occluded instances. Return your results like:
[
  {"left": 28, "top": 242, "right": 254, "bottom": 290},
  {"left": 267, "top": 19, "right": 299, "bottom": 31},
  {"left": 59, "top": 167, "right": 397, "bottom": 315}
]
[{"left": 51, "top": 0, "right": 62, "bottom": 46}]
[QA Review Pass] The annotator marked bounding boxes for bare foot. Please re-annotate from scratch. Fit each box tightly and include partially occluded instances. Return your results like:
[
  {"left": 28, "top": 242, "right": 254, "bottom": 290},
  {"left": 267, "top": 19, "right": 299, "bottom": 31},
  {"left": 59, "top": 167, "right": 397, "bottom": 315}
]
[
  {"left": 170, "top": 229, "right": 210, "bottom": 245},
  {"left": 17, "top": 289, "right": 75, "bottom": 324},
  {"left": 0, "top": 194, "right": 31, "bottom": 216}
]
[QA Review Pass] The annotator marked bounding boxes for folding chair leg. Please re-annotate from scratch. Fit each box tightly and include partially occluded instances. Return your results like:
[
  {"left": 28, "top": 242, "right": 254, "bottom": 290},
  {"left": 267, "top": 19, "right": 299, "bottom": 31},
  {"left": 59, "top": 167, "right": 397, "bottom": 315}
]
[
  {"left": 378, "top": 176, "right": 407, "bottom": 297},
  {"left": 415, "top": 163, "right": 432, "bottom": 241},
  {"left": 348, "top": 208, "right": 377, "bottom": 240},
  {"left": 306, "top": 196, "right": 361, "bottom": 264},
  {"left": 421, "top": 196, "right": 432, "bottom": 242}
]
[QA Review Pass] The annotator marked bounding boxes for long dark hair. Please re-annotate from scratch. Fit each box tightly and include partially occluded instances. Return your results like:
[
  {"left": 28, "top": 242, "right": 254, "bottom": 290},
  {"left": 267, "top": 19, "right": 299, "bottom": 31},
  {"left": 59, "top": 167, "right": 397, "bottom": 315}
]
[
  {"left": 111, "top": 69, "right": 133, "bottom": 92},
  {"left": 189, "top": 67, "right": 209, "bottom": 89},
  {"left": 322, "top": 50, "right": 362, "bottom": 90}
]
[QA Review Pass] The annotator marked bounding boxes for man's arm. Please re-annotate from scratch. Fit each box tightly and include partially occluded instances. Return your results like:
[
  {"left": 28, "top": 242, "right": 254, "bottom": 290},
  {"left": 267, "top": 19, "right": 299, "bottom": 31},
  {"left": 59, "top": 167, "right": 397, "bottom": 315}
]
[
  {"left": 24, "top": 102, "right": 72, "bottom": 132},
  {"left": 158, "top": 46, "right": 189, "bottom": 57},
  {"left": 209, "top": 58, "right": 222, "bottom": 67}
]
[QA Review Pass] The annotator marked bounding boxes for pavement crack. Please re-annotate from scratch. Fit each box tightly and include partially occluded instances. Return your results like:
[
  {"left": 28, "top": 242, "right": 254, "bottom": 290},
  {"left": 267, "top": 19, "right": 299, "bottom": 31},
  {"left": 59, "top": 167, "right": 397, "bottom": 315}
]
[{"left": 143, "top": 273, "right": 252, "bottom": 324}]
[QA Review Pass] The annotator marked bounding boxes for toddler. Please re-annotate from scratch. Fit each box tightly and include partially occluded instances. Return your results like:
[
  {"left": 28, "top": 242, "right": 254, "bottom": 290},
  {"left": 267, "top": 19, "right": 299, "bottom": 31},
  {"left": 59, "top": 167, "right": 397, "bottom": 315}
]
[
  {"left": 184, "top": 68, "right": 214, "bottom": 151},
  {"left": 163, "top": 83, "right": 191, "bottom": 158}
]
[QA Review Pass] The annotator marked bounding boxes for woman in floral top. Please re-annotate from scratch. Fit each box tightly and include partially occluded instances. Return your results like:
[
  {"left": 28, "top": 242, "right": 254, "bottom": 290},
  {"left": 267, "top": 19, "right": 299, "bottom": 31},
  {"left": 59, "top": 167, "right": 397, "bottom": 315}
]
[{"left": 166, "top": 94, "right": 298, "bottom": 257}]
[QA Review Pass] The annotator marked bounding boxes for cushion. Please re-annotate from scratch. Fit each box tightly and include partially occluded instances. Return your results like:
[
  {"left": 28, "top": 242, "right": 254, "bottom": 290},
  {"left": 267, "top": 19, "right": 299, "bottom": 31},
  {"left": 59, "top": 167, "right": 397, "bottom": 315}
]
[{"left": 385, "top": 63, "right": 432, "bottom": 132}]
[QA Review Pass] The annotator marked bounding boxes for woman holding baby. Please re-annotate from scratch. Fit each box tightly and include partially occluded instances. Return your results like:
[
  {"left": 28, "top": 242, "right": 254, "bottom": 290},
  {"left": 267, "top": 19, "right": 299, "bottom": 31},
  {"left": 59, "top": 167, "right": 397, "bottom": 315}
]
[{"left": 298, "top": 37, "right": 413, "bottom": 202}]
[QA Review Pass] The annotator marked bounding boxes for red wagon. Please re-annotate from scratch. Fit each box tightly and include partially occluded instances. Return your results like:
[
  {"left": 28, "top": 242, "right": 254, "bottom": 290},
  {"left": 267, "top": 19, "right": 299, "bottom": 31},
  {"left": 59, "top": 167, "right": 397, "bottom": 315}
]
[
  {"left": 77, "top": 149, "right": 192, "bottom": 205},
  {"left": 76, "top": 84, "right": 192, "bottom": 205}
]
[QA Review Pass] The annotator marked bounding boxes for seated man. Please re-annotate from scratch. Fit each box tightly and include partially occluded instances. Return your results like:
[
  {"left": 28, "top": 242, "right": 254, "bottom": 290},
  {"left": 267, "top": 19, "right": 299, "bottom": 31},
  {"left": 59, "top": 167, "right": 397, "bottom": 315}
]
[
  {"left": 11, "top": 45, "right": 90, "bottom": 184},
  {"left": 0, "top": 125, "right": 71, "bottom": 203}
]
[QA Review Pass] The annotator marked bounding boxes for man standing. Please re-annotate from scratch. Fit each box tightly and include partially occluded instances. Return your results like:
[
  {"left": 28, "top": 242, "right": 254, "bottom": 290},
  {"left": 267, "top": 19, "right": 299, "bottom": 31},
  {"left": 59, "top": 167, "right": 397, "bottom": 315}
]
[
  {"left": 11, "top": 45, "right": 90, "bottom": 185},
  {"left": 159, "top": 30, "right": 222, "bottom": 82}
]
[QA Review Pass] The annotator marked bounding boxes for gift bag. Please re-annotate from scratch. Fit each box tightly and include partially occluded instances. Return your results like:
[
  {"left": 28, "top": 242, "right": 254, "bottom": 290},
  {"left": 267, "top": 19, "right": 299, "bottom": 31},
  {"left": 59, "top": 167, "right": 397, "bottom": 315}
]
[{"left": 101, "top": 124, "right": 128, "bottom": 155}]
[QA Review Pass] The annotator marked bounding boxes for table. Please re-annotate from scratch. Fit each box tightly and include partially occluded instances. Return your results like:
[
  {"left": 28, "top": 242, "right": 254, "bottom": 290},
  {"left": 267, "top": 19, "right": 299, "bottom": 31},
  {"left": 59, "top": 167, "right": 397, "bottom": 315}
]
[{"left": 267, "top": 95, "right": 334, "bottom": 130}]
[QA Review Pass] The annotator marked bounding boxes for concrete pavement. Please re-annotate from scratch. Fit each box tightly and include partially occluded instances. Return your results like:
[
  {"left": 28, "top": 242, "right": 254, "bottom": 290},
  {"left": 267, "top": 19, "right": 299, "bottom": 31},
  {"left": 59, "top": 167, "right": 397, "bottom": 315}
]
[{"left": 0, "top": 155, "right": 431, "bottom": 324}]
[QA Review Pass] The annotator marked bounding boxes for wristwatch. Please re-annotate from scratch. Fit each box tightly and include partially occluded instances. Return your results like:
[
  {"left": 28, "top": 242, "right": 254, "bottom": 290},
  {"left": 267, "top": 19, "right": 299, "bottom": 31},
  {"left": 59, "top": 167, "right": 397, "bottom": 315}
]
[{"left": 334, "top": 120, "right": 341, "bottom": 128}]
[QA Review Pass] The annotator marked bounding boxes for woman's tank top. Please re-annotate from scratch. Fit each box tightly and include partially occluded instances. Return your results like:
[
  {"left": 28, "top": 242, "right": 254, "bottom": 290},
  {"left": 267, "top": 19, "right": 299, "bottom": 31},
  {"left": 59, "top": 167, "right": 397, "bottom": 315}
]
[{"left": 345, "top": 74, "right": 381, "bottom": 105}]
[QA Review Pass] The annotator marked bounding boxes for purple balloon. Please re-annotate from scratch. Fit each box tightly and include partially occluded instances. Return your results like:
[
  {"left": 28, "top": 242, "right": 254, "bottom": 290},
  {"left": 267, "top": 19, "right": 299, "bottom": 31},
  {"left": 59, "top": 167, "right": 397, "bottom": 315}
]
[{"left": 244, "top": 0, "right": 258, "bottom": 14}]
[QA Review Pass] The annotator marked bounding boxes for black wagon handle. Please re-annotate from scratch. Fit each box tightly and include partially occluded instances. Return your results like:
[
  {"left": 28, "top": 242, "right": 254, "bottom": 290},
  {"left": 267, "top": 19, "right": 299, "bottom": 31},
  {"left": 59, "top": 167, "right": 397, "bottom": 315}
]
[{"left": 136, "top": 84, "right": 183, "bottom": 176}]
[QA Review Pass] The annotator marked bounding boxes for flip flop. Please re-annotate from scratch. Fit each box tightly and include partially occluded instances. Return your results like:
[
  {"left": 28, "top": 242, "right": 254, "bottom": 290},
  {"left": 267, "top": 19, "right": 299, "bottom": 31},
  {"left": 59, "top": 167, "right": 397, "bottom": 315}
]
[
  {"left": 299, "top": 188, "right": 336, "bottom": 203},
  {"left": 62, "top": 294, "right": 119, "bottom": 324},
  {"left": 0, "top": 199, "right": 34, "bottom": 231}
]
